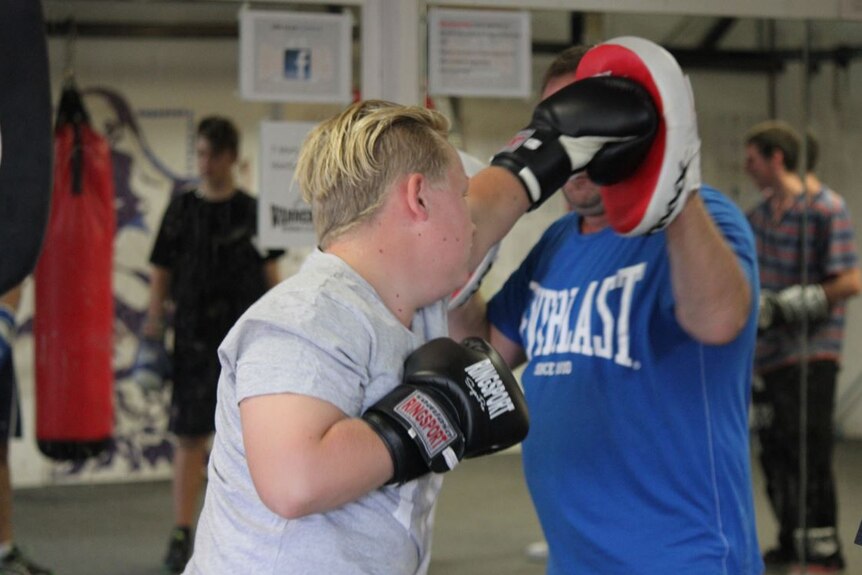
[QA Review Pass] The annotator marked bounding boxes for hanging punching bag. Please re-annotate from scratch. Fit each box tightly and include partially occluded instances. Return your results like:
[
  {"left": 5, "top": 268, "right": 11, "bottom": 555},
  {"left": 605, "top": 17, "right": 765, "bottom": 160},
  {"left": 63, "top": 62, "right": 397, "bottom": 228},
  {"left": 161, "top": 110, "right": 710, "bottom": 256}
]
[
  {"left": 0, "top": 2, "right": 53, "bottom": 293},
  {"left": 34, "top": 85, "right": 115, "bottom": 461}
]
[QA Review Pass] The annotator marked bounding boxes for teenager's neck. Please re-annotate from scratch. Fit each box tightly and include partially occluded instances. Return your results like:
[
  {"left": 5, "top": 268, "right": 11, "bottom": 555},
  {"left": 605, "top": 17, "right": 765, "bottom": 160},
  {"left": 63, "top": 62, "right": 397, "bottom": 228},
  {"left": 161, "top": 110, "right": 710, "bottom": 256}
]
[
  {"left": 772, "top": 172, "right": 804, "bottom": 199},
  {"left": 768, "top": 173, "right": 805, "bottom": 216},
  {"left": 198, "top": 178, "right": 236, "bottom": 201},
  {"left": 326, "top": 235, "right": 420, "bottom": 329},
  {"left": 806, "top": 173, "right": 823, "bottom": 194}
]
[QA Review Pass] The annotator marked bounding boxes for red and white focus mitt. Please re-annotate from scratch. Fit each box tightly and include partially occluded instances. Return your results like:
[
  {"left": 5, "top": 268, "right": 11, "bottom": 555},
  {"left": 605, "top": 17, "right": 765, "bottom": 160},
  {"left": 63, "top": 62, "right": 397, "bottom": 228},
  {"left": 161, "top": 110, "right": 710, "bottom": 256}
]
[{"left": 576, "top": 36, "right": 702, "bottom": 236}]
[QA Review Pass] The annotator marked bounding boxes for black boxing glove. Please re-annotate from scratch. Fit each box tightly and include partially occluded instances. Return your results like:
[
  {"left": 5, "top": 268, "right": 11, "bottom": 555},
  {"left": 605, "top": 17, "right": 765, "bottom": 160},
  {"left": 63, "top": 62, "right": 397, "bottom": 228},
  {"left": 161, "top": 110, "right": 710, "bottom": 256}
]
[
  {"left": 362, "top": 337, "right": 529, "bottom": 485},
  {"left": 575, "top": 36, "right": 703, "bottom": 235},
  {"left": 491, "top": 76, "right": 657, "bottom": 210}
]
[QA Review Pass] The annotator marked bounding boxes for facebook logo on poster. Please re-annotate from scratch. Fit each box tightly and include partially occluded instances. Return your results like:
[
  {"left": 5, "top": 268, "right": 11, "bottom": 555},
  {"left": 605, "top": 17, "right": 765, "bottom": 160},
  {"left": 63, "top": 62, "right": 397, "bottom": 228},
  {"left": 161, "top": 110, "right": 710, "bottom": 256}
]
[{"left": 284, "top": 48, "right": 311, "bottom": 80}]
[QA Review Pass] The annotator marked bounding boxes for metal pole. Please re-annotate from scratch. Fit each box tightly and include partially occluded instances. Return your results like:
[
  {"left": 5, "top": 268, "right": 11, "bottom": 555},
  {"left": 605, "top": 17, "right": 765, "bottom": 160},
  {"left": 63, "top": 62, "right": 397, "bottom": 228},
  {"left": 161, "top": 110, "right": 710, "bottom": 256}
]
[{"left": 797, "top": 18, "right": 812, "bottom": 574}]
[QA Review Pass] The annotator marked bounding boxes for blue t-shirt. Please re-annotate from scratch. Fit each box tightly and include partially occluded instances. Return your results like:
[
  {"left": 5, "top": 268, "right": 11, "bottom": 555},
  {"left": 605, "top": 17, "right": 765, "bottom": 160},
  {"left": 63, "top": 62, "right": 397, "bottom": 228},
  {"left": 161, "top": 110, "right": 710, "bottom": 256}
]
[{"left": 488, "top": 187, "right": 763, "bottom": 575}]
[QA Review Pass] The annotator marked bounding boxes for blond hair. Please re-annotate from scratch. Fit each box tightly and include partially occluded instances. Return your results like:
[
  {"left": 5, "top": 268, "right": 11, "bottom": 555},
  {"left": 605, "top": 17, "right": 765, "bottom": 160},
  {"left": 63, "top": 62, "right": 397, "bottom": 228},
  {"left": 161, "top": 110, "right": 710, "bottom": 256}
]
[{"left": 295, "top": 100, "right": 452, "bottom": 248}]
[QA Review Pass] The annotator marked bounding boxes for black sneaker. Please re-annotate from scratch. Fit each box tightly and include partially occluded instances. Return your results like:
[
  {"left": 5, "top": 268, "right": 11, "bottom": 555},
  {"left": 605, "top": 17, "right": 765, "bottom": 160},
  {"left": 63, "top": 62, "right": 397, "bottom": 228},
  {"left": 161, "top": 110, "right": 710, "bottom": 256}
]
[
  {"left": 162, "top": 527, "right": 192, "bottom": 574},
  {"left": 763, "top": 546, "right": 796, "bottom": 566},
  {"left": 0, "top": 546, "right": 53, "bottom": 575}
]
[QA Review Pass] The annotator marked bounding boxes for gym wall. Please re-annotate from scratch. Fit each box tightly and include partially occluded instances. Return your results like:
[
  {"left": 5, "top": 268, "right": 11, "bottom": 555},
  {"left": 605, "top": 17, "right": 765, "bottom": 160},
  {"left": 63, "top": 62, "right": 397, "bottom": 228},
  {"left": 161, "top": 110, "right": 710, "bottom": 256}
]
[{"left": 10, "top": 4, "right": 862, "bottom": 487}]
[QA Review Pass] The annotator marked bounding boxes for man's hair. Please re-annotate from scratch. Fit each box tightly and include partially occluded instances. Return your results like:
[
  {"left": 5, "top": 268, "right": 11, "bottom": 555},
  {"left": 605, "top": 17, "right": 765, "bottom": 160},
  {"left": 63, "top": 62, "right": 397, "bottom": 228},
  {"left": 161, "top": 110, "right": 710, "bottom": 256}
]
[
  {"left": 541, "top": 45, "right": 591, "bottom": 94},
  {"left": 295, "top": 100, "right": 452, "bottom": 248},
  {"left": 197, "top": 115, "right": 239, "bottom": 156},
  {"left": 745, "top": 120, "right": 801, "bottom": 172}
]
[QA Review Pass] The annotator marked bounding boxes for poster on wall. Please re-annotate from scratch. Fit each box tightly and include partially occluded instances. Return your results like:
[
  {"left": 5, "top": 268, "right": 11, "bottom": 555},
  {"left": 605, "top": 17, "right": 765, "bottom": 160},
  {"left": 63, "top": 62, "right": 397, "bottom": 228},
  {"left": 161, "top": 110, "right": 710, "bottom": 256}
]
[
  {"left": 239, "top": 8, "right": 353, "bottom": 103},
  {"left": 258, "top": 121, "right": 317, "bottom": 248},
  {"left": 427, "top": 8, "right": 531, "bottom": 98}
]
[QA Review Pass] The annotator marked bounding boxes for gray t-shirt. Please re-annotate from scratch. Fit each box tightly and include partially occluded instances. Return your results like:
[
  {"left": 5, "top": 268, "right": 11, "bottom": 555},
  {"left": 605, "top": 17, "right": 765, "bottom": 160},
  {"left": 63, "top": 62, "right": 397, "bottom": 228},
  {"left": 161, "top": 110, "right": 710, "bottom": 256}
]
[{"left": 184, "top": 250, "right": 449, "bottom": 575}]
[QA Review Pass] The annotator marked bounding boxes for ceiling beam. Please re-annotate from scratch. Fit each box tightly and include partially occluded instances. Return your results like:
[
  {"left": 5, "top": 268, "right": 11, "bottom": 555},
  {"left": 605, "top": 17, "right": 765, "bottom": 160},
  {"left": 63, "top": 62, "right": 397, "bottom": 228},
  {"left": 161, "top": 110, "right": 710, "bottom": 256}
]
[
  {"left": 45, "top": 19, "right": 862, "bottom": 74},
  {"left": 46, "top": 19, "right": 237, "bottom": 39},
  {"left": 699, "top": 17, "right": 736, "bottom": 50}
]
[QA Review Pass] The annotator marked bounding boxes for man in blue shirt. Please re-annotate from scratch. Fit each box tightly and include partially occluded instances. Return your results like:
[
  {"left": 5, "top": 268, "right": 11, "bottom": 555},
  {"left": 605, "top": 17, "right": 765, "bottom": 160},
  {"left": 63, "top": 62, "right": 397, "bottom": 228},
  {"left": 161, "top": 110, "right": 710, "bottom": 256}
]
[{"left": 452, "top": 42, "right": 763, "bottom": 575}]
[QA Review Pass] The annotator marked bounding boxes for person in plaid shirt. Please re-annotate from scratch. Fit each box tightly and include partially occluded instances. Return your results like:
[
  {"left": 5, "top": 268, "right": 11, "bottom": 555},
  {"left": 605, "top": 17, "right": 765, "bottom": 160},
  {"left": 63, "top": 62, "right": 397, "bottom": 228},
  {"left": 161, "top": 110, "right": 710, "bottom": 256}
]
[{"left": 745, "top": 121, "right": 862, "bottom": 572}]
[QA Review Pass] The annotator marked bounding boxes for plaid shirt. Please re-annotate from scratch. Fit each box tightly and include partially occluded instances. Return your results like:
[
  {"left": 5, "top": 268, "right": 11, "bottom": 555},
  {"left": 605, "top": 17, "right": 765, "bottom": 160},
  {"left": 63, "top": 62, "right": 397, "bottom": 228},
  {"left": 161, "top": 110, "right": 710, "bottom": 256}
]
[{"left": 748, "top": 186, "right": 858, "bottom": 373}]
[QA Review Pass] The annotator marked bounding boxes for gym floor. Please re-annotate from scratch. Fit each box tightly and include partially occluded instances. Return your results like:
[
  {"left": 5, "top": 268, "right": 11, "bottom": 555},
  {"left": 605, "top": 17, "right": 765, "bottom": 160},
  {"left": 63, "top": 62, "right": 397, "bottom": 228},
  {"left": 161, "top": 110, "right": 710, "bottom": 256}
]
[{"left": 11, "top": 440, "right": 862, "bottom": 575}]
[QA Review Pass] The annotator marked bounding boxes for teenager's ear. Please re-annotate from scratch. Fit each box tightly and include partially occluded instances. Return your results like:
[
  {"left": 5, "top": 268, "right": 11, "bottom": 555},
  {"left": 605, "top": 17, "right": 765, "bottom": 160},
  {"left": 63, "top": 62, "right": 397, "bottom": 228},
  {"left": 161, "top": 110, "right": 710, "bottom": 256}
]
[{"left": 403, "top": 173, "right": 430, "bottom": 221}]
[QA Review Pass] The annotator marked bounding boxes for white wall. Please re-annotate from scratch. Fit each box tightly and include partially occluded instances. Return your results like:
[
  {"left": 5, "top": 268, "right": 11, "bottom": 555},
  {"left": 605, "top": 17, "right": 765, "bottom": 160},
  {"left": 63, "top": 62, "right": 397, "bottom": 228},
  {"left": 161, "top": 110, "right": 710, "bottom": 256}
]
[{"left": 12, "top": 6, "right": 862, "bottom": 486}]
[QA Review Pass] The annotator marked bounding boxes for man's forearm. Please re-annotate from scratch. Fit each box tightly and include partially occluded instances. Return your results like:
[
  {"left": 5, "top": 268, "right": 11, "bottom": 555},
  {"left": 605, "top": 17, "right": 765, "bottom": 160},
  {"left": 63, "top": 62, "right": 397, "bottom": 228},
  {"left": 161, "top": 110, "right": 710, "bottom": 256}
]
[{"left": 665, "top": 194, "right": 751, "bottom": 345}]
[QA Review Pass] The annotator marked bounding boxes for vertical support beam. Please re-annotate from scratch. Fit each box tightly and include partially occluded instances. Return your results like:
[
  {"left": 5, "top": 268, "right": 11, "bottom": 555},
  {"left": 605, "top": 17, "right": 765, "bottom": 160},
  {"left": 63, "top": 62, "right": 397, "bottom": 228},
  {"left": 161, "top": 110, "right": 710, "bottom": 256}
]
[
  {"left": 795, "top": 19, "right": 813, "bottom": 570},
  {"left": 582, "top": 12, "right": 605, "bottom": 45},
  {"left": 765, "top": 19, "right": 778, "bottom": 118},
  {"left": 569, "top": 12, "right": 584, "bottom": 45},
  {"left": 361, "top": 0, "right": 422, "bottom": 105}
]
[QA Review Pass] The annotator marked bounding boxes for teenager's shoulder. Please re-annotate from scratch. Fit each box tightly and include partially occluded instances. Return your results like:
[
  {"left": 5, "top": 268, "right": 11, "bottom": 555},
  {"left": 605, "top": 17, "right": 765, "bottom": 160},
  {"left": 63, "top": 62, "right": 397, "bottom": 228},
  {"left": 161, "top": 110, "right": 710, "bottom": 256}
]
[
  {"left": 233, "top": 188, "right": 257, "bottom": 202},
  {"left": 812, "top": 186, "right": 850, "bottom": 217},
  {"left": 159, "top": 189, "right": 200, "bottom": 222}
]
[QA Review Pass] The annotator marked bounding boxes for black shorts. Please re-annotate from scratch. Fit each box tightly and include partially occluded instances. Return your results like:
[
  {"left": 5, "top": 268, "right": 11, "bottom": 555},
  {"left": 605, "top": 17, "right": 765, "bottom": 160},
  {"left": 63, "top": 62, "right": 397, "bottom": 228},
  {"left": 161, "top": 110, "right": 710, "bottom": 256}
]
[
  {"left": 0, "top": 355, "right": 22, "bottom": 439},
  {"left": 168, "top": 340, "right": 220, "bottom": 437}
]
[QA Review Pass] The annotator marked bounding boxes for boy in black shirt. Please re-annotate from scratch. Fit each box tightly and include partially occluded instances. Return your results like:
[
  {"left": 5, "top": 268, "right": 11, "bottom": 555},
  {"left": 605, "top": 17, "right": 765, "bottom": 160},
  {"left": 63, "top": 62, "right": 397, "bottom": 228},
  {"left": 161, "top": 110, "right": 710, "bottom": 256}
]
[{"left": 140, "top": 116, "right": 283, "bottom": 573}]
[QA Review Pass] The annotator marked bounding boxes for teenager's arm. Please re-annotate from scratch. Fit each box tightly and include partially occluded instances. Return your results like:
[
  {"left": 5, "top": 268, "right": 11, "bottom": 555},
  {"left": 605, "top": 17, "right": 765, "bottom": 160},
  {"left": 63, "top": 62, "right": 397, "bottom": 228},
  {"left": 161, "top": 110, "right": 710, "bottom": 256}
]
[
  {"left": 823, "top": 267, "right": 862, "bottom": 304},
  {"left": 241, "top": 393, "right": 393, "bottom": 520},
  {"left": 466, "top": 167, "right": 531, "bottom": 272},
  {"left": 143, "top": 265, "right": 171, "bottom": 338},
  {"left": 263, "top": 259, "right": 281, "bottom": 290}
]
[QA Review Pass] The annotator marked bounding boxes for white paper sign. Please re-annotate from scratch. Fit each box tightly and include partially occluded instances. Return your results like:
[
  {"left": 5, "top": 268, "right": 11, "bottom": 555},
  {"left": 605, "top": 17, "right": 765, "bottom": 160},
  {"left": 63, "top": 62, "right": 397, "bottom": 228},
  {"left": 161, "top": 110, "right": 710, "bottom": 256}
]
[
  {"left": 258, "top": 121, "right": 317, "bottom": 248},
  {"left": 428, "top": 8, "right": 531, "bottom": 98},
  {"left": 239, "top": 8, "right": 353, "bottom": 103}
]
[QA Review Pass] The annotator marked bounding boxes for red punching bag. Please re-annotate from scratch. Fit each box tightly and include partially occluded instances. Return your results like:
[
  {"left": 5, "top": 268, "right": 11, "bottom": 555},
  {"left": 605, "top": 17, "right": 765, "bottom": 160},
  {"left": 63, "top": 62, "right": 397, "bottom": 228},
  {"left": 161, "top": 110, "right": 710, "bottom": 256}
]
[{"left": 34, "top": 84, "right": 115, "bottom": 460}]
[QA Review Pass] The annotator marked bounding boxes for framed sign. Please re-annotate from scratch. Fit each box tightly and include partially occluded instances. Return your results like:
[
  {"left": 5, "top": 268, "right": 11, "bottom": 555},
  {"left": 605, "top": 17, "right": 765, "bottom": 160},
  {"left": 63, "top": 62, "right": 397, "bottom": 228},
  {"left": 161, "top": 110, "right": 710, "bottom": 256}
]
[
  {"left": 428, "top": 8, "right": 531, "bottom": 98},
  {"left": 239, "top": 8, "right": 353, "bottom": 103},
  {"left": 258, "top": 121, "right": 317, "bottom": 248}
]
